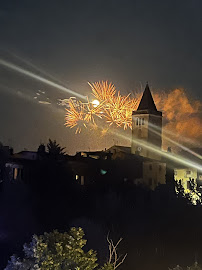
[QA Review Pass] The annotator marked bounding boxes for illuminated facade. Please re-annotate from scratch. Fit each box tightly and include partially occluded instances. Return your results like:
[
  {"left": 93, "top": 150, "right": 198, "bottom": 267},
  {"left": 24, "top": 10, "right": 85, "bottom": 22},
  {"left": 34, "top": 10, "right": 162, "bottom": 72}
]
[
  {"left": 174, "top": 149, "right": 202, "bottom": 190},
  {"left": 131, "top": 83, "right": 162, "bottom": 160},
  {"left": 174, "top": 168, "right": 198, "bottom": 189}
]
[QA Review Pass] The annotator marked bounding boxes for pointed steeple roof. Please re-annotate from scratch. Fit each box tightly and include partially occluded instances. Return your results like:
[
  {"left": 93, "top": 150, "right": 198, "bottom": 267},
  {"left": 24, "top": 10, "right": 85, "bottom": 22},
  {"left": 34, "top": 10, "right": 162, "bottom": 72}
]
[
  {"left": 133, "top": 83, "right": 162, "bottom": 116},
  {"left": 137, "top": 83, "right": 157, "bottom": 111}
]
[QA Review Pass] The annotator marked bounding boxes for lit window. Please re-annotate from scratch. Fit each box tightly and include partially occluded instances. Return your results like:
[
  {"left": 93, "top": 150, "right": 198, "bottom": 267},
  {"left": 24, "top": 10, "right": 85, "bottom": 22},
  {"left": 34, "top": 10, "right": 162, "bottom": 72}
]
[{"left": 14, "top": 168, "right": 18, "bottom": 180}]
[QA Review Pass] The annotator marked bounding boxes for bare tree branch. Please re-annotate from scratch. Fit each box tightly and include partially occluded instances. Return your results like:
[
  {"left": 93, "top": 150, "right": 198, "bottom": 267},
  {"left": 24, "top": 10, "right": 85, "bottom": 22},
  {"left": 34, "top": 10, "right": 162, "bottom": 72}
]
[
  {"left": 106, "top": 233, "right": 127, "bottom": 269},
  {"left": 114, "top": 253, "right": 128, "bottom": 270}
]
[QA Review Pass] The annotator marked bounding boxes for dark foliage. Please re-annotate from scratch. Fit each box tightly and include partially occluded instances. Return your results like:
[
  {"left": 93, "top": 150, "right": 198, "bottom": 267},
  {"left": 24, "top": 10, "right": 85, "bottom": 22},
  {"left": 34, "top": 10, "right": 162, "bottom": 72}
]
[
  {"left": 1, "top": 152, "right": 202, "bottom": 270},
  {"left": 47, "top": 139, "right": 66, "bottom": 160}
]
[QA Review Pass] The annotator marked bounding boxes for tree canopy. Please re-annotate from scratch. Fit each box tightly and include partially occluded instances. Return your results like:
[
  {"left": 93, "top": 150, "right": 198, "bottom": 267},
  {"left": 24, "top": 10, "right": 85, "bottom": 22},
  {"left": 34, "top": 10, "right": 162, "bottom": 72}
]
[
  {"left": 5, "top": 228, "right": 120, "bottom": 270},
  {"left": 47, "top": 139, "right": 66, "bottom": 156}
]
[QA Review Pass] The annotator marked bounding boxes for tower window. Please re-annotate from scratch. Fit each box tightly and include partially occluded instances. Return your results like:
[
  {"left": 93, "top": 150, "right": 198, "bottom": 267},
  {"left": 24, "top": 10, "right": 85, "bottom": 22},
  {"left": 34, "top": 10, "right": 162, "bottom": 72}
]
[{"left": 135, "top": 118, "right": 145, "bottom": 126}]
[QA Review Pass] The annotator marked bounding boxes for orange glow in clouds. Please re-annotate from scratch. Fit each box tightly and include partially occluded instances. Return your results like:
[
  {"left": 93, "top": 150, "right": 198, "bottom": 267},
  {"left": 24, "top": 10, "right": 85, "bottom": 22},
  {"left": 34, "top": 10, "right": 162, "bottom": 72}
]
[{"left": 154, "top": 89, "right": 202, "bottom": 146}]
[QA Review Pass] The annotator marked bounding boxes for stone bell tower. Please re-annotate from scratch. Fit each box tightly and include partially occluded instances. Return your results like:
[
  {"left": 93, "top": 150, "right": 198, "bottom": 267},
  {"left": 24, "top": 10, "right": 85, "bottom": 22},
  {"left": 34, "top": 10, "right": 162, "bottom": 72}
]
[{"left": 131, "top": 83, "right": 162, "bottom": 160}]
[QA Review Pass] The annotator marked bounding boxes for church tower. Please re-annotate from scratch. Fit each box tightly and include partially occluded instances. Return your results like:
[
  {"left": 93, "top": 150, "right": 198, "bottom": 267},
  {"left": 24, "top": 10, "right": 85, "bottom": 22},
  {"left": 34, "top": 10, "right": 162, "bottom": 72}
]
[{"left": 131, "top": 83, "right": 162, "bottom": 160}]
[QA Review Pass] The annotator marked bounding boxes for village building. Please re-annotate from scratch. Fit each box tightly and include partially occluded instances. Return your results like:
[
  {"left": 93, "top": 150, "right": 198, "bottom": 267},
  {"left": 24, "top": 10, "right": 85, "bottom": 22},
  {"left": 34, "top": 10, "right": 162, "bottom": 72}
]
[
  {"left": 71, "top": 84, "right": 167, "bottom": 189},
  {"left": 174, "top": 148, "right": 202, "bottom": 190},
  {"left": 4, "top": 84, "right": 201, "bottom": 192}
]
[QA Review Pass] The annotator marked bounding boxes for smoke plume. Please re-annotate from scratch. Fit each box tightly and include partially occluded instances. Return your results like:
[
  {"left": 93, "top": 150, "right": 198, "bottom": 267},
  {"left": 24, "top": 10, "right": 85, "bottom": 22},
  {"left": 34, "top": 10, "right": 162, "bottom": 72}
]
[{"left": 153, "top": 89, "right": 202, "bottom": 149}]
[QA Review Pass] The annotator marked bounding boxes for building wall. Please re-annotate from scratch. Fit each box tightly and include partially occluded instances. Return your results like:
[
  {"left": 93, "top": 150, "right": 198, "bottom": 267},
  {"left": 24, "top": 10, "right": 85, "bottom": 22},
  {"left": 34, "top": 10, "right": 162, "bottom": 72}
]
[
  {"left": 19, "top": 152, "right": 38, "bottom": 160},
  {"left": 143, "top": 161, "right": 166, "bottom": 190},
  {"left": 148, "top": 114, "right": 162, "bottom": 151},
  {"left": 174, "top": 168, "right": 198, "bottom": 189},
  {"left": 131, "top": 113, "right": 162, "bottom": 160},
  {"left": 6, "top": 163, "right": 23, "bottom": 181},
  {"left": 131, "top": 114, "right": 149, "bottom": 158}
]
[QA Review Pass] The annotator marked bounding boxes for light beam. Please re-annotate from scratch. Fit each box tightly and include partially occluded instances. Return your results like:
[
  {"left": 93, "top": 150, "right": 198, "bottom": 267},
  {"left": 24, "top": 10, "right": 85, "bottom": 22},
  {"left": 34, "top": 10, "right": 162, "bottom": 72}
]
[
  {"left": 7, "top": 51, "right": 69, "bottom": 88},
  {"left": 147, "top": 122, "right": 202, "bottom": 160},
  {"left": 109, "top": 130, "right": 202, "bottom": 173},
  {"left": 0, "top": 59, "right": 86, "bottom": 100}
]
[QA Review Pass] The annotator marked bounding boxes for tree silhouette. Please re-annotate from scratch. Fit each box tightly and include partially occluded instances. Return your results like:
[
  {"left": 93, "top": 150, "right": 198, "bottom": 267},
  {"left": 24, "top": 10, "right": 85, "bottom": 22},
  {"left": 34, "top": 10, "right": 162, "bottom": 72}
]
[
  {"left": 47, "top": 139, "right": 66, "bottom": 159},
  {"left": 37, "top": 143, "right": 46, "bottom": 154}
]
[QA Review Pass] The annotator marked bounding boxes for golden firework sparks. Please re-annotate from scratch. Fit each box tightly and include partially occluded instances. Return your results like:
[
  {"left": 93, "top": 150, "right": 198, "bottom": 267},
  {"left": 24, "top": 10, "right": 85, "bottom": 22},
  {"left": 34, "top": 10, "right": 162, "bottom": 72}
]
[
  {"left": 65, "top": 81, "right": 140, "bottom": 133},
  {"left": 84, "top": 97, "right": 105, "bottom": 124},
  {"left": 104, "top": 92, "right": 139, "bottom": 129},
  {"left": 88, "top": 81, "right": 116, "bottom": 102},
  {"left": 65, "top": 99, "right": 87, "bottom": 134}
]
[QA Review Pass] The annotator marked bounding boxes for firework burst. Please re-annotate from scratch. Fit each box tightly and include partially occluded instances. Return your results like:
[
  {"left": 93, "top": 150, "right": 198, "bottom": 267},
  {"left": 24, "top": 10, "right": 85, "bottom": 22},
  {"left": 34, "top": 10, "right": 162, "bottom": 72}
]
[
  {"left": 64, "top": 81, "right": 140, "bottom": 133},
  {"left": 65, "top": 81, "right": 140, "bottom": 133},
  {"left": 105, "top": 92, "right": 139, "bottom": 129},
  {"left": 65, "top": 99, "right": 87, "bottom": 134},
  {"left": 88, "top": 81, "right": 116, "bottom": 102}
]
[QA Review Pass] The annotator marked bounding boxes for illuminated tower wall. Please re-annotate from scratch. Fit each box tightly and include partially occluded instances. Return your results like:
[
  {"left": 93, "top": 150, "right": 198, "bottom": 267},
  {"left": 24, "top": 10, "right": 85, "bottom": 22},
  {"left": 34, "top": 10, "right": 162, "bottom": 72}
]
[{"left": 131, "top": 84, "right": 162, "bottom": 160}]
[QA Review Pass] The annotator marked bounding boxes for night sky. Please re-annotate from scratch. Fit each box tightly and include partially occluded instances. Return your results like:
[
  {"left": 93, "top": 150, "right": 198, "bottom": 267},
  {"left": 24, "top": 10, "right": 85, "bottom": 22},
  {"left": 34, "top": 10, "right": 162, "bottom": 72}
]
[{"left": 0, "top": 0, "right": 202, "bottom": 154}]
